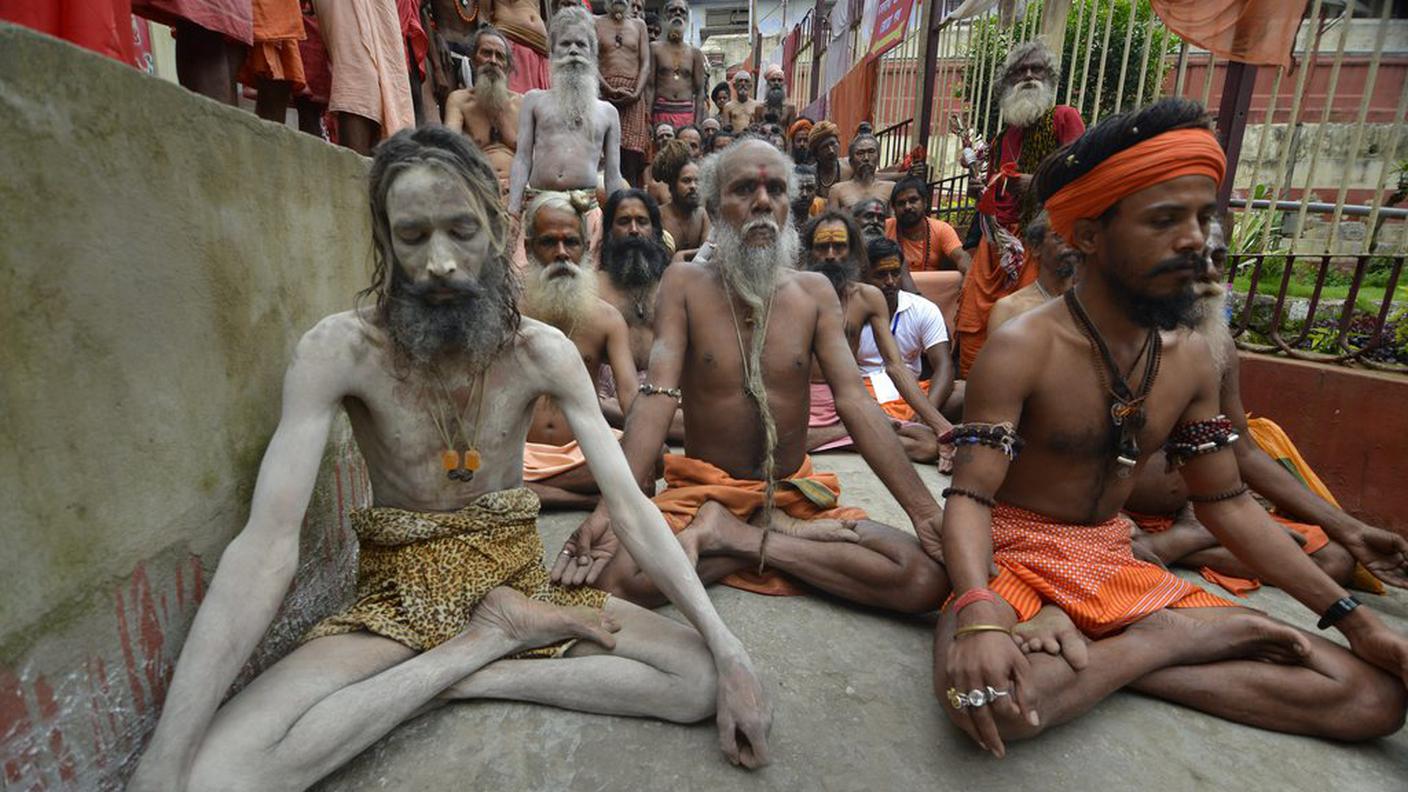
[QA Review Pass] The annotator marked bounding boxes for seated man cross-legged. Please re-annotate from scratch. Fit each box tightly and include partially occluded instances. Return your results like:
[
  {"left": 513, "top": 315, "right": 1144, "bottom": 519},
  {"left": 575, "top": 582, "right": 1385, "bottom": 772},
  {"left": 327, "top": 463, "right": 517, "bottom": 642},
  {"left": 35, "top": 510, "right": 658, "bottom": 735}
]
[
  {"left": 799, "top": 213, "right": 956, "bottom": 470},
  {"left": 936, "top": 99, "right": 1407, "bottom": 759},
  {"left": 129, "top": 128, "right": 771, "bottom": 791},
  {"left": 519, "top": 191, "right": 640, "bottom": 510},
  {"left": 554, "top": 140, "right": 948, "bottom": 612}
]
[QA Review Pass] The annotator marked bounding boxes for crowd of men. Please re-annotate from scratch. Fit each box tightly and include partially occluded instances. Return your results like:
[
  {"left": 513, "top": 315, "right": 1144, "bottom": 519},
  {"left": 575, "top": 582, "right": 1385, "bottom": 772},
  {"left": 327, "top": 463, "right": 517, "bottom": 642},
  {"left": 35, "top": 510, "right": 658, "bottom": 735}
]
[{"left": 121, "top": 8, "right": 1408, "bottom": 790}]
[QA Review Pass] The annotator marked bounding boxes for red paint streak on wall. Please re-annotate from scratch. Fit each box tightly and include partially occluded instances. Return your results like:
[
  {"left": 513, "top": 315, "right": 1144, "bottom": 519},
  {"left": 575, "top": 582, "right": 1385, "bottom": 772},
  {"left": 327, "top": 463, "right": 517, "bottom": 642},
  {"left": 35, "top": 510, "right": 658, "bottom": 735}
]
[
  {"left": 113, "top": 580, "right": 147, "bottom": 717},
  {"left": 130, "top": 565, "right": 170, "bottom": 712},
  {"left": 1, "top": 667, "right": 32, "bottom": 784},
  {"left": 34, "top": 678, "right": 77, "bottom": 783}
]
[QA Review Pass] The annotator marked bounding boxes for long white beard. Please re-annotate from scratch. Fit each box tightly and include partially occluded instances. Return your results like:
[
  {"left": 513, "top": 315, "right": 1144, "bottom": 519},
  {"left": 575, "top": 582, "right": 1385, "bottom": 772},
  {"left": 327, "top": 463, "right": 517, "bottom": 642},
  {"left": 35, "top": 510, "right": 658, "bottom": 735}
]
[
  {"left": 1192, "top": 284, "right": 1234, "bottom": 374},
  {"left": 551, "top": 59, "right": 598, "bottom": 137},
  {"left": 1001, "top": 79, "right": 1056, "bottom": 128},
  {"left": 713, "top": 215, "right": 800, "bottom": 311},
  {"left": 522, "top": 255, "right": 599, "bottom": 332},
  {"left": 475, "top": 68, "right": 510, "bottom": 116}
]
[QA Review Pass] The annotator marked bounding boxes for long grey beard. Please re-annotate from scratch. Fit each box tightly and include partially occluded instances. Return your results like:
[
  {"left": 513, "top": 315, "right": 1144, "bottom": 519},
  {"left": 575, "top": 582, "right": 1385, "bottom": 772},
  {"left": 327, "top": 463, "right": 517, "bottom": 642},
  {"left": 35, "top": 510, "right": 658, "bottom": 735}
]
[
  {"left": 521, "top": 256, "right": 599, "bottom": 332},
  {"left": 551, "top": 60, "right": 598, "bottom": 137},
  {"left": 474, "top": 69, "right": 511, "bottom": 116},
  {"left": 713, "top": 216, "right": 799, "bottom": 313},
  {"left": 1001, "top": 80, "right": 1055, "bottom": 128},
  {"left": 1192, "top": 286, "right": 1234, "bottom": 375},
  {"left": 386, "top": 283, "right": 508, "bottom": 372}
]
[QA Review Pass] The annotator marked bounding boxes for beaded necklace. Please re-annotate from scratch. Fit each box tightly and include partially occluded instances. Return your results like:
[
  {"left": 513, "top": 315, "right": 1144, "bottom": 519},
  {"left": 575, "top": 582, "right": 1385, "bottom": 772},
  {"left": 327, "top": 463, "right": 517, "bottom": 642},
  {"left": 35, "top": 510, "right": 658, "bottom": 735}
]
[{"left": 1064, "top": 290, "right": 1161, "bottom": 477}]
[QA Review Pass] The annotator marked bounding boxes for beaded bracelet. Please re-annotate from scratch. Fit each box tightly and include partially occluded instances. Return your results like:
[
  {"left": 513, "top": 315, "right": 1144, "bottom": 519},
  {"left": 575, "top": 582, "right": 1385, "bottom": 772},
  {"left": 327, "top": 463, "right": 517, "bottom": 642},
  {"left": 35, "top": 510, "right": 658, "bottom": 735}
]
[
  {"left": 942, "top": 487, "right": 996, "bottom": 509},
  {"left": 1188, "top": 483, "right": 1249, "bottom": 504},
  {"left": 938, "top": 421, "right": 1025, "bottom": 460},
  {"left": 638, "top": 383, "right": 683, "bottom": 401},
  {"left": 1164, "top": 414, "right": 1239, "bottom": 469}
]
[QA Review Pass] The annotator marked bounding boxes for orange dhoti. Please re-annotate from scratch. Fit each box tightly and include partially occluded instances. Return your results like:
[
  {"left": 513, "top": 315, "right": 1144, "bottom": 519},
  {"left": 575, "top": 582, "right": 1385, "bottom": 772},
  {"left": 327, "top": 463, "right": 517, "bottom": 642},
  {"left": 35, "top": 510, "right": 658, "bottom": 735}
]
[
  {"left": 988, "top": 503, "right": 1235, "bottom": 638},
  {"left": 954, "top": 235, "right": 1036, "bottom": 378},
  {"left": 240, "top": 0, "right": 307, "bottom": 89},
  {"left": 653, "top": 454, "right": 868, "bottom": 597},
  {"left": 522, "top": 429, "right": 623, "bottom": 482},
  {"left": 863, "top": 377, "right": 931, "bottom": 422}
]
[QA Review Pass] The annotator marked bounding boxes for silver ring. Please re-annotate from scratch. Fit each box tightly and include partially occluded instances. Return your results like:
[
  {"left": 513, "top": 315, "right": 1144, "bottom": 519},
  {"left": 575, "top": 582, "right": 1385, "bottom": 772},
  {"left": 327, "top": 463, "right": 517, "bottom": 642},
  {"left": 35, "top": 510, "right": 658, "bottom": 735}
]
[
  {"left": 986, "top": 686, "right": 1011, "bottom": 700},
  {"left": 560, "top": 549, "right": 573, "bottom": 555}
]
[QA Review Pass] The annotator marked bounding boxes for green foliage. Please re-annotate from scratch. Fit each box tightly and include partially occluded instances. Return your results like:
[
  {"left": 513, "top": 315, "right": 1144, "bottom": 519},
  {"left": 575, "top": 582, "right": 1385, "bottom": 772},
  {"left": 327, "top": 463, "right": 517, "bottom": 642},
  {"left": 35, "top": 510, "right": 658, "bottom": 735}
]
[
  {"left": 957, "top": 0, "right": 1179, "bottom": 136},
  {"left": 1228, "top": 185, "right": 1284, "bottom": 258}
]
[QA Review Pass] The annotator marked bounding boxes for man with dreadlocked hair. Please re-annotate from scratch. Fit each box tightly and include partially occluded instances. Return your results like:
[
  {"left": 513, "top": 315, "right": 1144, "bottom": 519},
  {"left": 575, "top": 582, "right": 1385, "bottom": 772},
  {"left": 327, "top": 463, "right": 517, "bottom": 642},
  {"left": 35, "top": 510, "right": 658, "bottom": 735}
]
[
  {"left": 553, "top": 140, "right": 947, "bottom": 614},
  {"left": 654, "top": 139, "right": 712, "bottom": 257},
  {"left": 800, "top": 212, "right": 956, "bottom": 470},
  {"left": 935, "top": 98, "right": 1407, "bottom": 761},
  {"left": 129, "top": 128, "right": 774, "bottom": 789},
  {"left": 955, "top": 39, "right": 1085, "bottom": 378}
]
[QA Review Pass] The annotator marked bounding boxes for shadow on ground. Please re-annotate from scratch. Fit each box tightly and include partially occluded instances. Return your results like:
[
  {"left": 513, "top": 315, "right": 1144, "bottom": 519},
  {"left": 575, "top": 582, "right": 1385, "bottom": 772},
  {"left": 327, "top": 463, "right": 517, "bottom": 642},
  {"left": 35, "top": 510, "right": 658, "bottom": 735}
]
[{"left": 317, "top": 454, "right": 1408, "bottom": 792}]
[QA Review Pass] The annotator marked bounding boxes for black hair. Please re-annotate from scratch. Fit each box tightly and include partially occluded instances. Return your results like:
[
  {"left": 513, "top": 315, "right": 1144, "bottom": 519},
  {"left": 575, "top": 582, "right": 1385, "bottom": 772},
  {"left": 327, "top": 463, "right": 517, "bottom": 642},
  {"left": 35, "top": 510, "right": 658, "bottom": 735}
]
[
  {"left": 602, "top": 187, "right": 665, "bottom": 242},
  {"left": 890, "top": 175, "right": 931, "bottom": 207},
  {"left": 1034, "top": 97, "right": 1214, "bottom": 209},
  {"left": 794, "top": 163, "right": 817, "bottom": 177},
  {"left": 801, "top": 210, "right": 869, "bottom": 269},
  {"left": 865, "top": 236, "right": 903, "bottom": 268},
  {"left": 712, "top": 82, "right": 731, "bottom": 101}
]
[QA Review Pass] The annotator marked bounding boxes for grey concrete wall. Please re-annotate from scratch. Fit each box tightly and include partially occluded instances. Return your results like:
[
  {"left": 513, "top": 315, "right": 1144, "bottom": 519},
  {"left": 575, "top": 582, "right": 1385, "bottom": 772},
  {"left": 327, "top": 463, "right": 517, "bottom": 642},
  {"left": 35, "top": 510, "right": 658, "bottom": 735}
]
[{"left": 0, "top": 24, "right": 373, "bottom": 789}]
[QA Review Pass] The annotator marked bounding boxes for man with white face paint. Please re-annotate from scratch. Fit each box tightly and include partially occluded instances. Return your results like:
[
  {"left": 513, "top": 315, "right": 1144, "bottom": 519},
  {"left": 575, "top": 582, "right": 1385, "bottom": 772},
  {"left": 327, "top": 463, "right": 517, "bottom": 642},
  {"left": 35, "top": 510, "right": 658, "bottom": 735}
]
[
  {"left": 520, "top": 192, "right": 640, "bottom": 511},
  {"left": 509, "top": 8, "right": 626, "bottom": 247},
  {"left": 1121, "top": 216, "right": 1408, "bottom": 594},
  {"left": 443, "top": 26, "right": 523, "bottom": 195},
  {"left": 556, "top": 140, "right": 949, "bottom": 618},
  {"left": 955, "top": 39, "right": 1085, "bottom": 378},
  {"left": 129, "top": 127, "right": 771, "bottom": 789}
]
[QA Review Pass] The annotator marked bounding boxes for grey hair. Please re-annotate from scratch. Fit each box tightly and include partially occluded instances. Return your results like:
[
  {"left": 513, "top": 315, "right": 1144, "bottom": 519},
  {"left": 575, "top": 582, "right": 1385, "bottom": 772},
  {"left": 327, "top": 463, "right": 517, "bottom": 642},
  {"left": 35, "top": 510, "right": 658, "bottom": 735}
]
[
  {"left": 468, "top": 25, "right": 516, "bottom": 76},
  {"left": 523, "top": 191, "right": 590, "bottom": 247},
  {"left": 999, "top": 40, "right": 1055, "bottom": 87},
  {"left": 697, "top": 139, "right": 798, "bottom": 218},
  {"left": 550, "top": 6, "right": 599, "bottom": 58}
]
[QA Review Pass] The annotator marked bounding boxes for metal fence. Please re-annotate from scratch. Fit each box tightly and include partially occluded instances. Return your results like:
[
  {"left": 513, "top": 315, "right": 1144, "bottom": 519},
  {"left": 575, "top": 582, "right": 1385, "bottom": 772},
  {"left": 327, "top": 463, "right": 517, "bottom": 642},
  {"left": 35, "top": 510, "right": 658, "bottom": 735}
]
[{"left": 898, "top": 0, "right": 1408, "bottom": 371}]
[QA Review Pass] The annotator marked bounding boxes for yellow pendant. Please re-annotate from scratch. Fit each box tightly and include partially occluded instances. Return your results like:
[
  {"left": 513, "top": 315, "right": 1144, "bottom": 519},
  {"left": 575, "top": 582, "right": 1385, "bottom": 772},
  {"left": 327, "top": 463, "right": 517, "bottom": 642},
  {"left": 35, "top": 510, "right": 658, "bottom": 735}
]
[
  {"left": 441, "top": 449, "right": 460, "bottom": 471},
  {"left": 463, "top": 449, "right": 482, "bottom": 472}
]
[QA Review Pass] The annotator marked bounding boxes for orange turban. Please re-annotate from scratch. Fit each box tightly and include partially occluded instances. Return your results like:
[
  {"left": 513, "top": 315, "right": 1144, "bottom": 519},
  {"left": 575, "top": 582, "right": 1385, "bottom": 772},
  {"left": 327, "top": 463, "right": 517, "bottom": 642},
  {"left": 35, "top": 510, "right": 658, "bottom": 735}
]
[
  {"left": 808, "top": 120, "right": 839, "bottom": 151},
  {"left": 1043, "top": 129, "right": 1226, "bottom": 243},
  {"left": 789, "top": 118, "right": 813, "bottom": 139}
]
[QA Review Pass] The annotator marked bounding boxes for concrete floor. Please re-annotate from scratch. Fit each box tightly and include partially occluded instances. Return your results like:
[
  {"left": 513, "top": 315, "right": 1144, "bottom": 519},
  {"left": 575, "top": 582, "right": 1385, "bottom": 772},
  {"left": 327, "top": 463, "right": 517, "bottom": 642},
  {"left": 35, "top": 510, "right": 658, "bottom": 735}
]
[{"left": 317, "top": 453, "right": 1408, "bottom": 792}]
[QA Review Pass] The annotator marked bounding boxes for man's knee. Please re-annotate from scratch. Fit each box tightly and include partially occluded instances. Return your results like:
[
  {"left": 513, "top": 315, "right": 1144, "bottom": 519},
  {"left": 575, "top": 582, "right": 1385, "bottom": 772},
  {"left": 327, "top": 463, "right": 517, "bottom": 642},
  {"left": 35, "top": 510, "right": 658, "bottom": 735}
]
[
  {"left": 1324, "top": 664, "right": 1407, "bottom": 740},
  {"left": 881, "top": 530, "right": 948, "bottom": 613},
  {"left": 665, "top": 634, "right": 719, "bottom": 724}
]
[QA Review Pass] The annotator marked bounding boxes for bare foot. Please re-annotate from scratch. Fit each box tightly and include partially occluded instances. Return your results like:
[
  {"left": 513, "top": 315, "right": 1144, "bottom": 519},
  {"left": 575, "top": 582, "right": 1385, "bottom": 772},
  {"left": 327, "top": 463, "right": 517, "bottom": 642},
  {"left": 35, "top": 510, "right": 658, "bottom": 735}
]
[
  {"left": 1013, "top": 605, "right": 1089, "bottom": 670},
  {"left": 1127, "top": 609, "right": 1311, "bottom": 667},
  {"left": 753, "top": 509, "right": 859, "bottom": 543},
  {"left": 468, "top": 587, "right": 619, "bottom": 652}
]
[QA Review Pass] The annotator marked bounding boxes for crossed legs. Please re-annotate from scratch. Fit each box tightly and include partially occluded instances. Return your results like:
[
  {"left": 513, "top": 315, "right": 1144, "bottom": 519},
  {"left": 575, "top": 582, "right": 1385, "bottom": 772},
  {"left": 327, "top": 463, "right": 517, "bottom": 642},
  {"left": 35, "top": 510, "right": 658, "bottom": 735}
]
[
  {"left": 187, "top": 591, "right": 715, "bottom": 792},
  {"left": 933, "top": 601, "right": 1406, "bottom": 753},
  {"left": 597, "top": 500, "right": 948, "bottom": 613},
  {"left": 1132, "top": 508, "right": 1356, "bottom": 586}
]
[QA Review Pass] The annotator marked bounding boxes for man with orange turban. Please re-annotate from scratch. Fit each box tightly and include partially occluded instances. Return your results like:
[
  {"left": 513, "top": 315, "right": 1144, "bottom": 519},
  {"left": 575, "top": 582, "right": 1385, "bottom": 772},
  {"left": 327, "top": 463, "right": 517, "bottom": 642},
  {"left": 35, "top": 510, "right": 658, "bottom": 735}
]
[
  {"left": 954, "top": 40, "right": 1084, "bottom": 377},
  {"left": 934, "top": 97, "right": 1408, "bottom": 758},
  {"left": 808, "top": 120, "right": 851, "bottom": 199},
  {"left": 789, "top": 118, "right": 814, "bottom": 163}
]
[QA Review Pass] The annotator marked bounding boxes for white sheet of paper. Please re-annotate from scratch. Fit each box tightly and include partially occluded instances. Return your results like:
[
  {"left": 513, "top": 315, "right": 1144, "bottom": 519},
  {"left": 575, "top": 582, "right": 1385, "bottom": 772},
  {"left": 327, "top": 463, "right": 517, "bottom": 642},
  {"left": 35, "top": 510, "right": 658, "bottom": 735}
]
[{"left": 867, "top": 371, "right": 901, "bottom": 403}]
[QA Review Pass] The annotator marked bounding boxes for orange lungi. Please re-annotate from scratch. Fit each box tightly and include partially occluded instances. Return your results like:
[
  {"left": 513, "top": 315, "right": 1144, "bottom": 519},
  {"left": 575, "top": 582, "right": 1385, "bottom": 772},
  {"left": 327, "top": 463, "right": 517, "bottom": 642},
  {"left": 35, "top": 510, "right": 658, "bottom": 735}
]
[
  {"left": 522, "top": 429, "right": 623, "bottom": 482},
  {"left": 954, "top": 236, "right": 1036, "bottom": 378},
  {"left": 654, "top": 454, "right": 868, "bottom": 597},
  {"left": 988, "top": 503, "right": 1234, "bottom": 638},
  {"left": 240, "top": 0, "right": 306, "bottom": 89},
  {"left": 863, "top": 378, "right": 931, "bottom": 422}
]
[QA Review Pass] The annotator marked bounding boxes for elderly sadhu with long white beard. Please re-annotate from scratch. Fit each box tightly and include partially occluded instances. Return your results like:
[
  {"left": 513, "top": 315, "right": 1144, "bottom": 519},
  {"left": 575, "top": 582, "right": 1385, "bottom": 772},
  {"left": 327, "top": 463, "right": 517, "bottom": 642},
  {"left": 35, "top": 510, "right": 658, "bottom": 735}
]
[{"left": 954, "top": 40, "right": 1084, "bottom": 377}]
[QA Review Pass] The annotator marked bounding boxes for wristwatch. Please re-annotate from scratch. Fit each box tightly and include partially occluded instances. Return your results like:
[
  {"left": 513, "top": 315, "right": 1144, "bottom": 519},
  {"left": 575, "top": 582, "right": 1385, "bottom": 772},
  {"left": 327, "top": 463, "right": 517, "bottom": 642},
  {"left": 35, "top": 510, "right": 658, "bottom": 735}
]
[{"left": 1316, "top": 595, "right": 1361, "bottom": 630}]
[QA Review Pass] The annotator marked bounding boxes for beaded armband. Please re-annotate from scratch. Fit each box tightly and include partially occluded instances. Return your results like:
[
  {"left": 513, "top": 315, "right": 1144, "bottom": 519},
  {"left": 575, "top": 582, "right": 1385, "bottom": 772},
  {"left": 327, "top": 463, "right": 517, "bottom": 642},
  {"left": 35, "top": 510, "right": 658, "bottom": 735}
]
[
  {"left": 938, "top": 422, "right": 1025, "bottom": 460},
  {"left": 638, "top": 383, "right": 683, "bottom": 402},
  {"left": 942, "top": 487, "right": 997, "bottom": 509},
  {"left": 1163, "top": 414, "right": 1239, "bottom": 470},
  {"left": 1188, "top": 484, "right": 1249, "bottom": 504}
]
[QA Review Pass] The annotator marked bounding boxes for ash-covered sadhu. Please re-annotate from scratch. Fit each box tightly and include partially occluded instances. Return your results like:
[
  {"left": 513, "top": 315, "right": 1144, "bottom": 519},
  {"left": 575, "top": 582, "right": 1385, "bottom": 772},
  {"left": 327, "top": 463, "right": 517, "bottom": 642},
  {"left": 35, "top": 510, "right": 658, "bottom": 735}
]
[{"left": 933, "top": 98, "right": 1408, "bottom": 759}]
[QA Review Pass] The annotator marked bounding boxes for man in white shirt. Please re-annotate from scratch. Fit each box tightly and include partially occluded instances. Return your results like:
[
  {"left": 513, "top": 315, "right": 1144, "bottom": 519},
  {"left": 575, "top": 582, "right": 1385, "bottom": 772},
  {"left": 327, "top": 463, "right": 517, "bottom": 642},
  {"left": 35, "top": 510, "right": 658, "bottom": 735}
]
[{"left": 857, "top": 237, "right": 960, "bottom": 422}]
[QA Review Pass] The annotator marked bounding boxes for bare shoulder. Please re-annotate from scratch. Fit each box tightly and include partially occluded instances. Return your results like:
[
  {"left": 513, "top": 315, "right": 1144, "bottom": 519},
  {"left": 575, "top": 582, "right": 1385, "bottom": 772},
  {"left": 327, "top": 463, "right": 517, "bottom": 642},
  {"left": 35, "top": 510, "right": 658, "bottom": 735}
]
[
  {"left": 593, "top": 297, "right": 629, "bottom": 332},
  {"left": 1161, "top": 326, "right": 1220, "bottom": 389},
  {"left": 986, "top": 297, "right": 1062, "bottom": 359},
  {"left": 855, "top": 282, "right": 888, "bottom": 318},
  {"left": 446, "top": 87, "right": 473, "bottom": 107},
  {"left": 515, "top": 318, "right": 581, "bottom": 373},
  {"left": 295, "top": 310, "right": 376, "bottom": 365}
]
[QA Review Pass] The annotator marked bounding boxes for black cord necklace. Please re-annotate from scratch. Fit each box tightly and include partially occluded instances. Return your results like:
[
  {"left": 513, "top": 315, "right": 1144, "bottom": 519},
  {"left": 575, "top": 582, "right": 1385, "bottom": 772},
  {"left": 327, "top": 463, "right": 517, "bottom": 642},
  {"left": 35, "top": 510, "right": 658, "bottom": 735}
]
[{"left": 1064, "top": 290, "right": 1161, "bottom": 477}]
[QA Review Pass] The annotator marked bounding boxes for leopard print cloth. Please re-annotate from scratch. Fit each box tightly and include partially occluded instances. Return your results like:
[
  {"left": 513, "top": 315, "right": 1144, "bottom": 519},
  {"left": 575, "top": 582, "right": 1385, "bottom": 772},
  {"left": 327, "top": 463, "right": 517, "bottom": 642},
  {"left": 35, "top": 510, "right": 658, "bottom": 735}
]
[{"left": 305, "top": 488, "right": 608, "bottom": 658}]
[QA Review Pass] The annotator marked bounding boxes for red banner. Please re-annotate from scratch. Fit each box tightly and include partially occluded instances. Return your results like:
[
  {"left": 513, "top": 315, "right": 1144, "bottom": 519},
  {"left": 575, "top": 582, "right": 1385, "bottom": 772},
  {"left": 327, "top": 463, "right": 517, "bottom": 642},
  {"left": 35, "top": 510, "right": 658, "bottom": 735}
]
[{"left": 867, "top": 0, "right": 916, "bottom": 60}]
